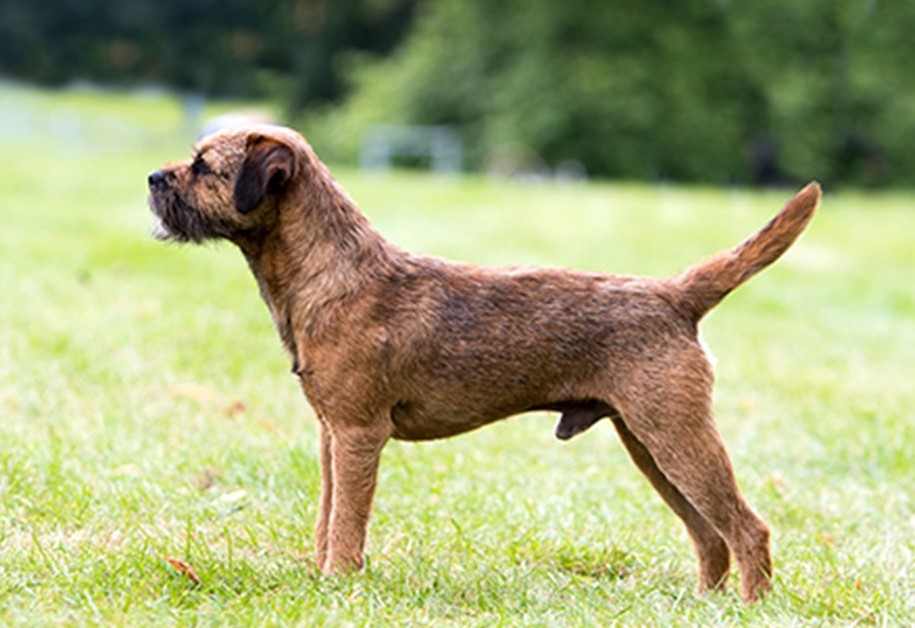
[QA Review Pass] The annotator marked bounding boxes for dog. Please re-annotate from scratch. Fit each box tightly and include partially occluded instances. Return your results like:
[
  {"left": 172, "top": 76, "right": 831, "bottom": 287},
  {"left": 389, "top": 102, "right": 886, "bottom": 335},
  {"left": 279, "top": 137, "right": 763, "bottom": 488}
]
[{"left": 148, "top": 125, "right": 820, "bottom": 602}]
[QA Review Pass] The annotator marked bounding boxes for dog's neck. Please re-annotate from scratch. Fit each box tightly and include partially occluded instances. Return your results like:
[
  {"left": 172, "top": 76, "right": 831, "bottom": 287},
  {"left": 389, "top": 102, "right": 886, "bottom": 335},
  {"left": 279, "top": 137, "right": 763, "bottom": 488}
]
[{"left": 237, "top": 162, "right": 399, "bottom": 364}]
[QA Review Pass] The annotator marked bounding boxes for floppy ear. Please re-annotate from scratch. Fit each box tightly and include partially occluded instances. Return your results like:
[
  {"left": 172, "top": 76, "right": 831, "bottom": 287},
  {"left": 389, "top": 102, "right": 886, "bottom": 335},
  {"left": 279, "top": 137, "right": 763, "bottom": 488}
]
[{"left": 234, "top": 136, "right": 296, "bottom": 214}]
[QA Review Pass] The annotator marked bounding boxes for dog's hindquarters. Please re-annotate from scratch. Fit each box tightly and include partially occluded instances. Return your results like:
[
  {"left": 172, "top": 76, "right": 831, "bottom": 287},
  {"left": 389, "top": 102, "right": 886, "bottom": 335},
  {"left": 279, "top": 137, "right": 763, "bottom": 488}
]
[
  {"left": 613, "top": 185, "right": 821, "bottom": 599},
  {"left": 607, "top": 342, "right": 772, "bottom": 600}
]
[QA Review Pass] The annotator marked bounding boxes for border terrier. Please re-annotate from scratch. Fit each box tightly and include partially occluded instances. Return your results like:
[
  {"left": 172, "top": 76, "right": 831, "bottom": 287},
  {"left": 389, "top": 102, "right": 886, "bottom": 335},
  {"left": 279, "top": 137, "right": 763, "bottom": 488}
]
[{"left": 148, "top": 125, "right": 820, "bottom": 602}]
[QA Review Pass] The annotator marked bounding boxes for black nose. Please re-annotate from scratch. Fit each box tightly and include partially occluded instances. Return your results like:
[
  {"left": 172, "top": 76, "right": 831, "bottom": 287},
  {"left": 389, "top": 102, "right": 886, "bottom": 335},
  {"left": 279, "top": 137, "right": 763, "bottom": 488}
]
[{"left": 148, "top": 170, "right": 167, "bottom": 188}]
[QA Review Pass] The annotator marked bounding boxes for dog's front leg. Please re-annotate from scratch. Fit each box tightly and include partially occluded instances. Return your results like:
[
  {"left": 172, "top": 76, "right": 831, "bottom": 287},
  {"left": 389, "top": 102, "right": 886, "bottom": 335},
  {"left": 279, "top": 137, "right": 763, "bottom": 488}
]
[
  {"left": 315, "top": 420, "right": 333, "bottom": 570},
  {"left": 324, "top": 420, "right": 392, "bottom": 574}
]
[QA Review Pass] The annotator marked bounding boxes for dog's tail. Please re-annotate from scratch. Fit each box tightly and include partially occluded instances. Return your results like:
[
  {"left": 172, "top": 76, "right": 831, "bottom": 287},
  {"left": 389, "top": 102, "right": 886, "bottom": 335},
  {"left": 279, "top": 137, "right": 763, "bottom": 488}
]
[{"left": 672, "top": 182, "right": 821, "bottom": 323}]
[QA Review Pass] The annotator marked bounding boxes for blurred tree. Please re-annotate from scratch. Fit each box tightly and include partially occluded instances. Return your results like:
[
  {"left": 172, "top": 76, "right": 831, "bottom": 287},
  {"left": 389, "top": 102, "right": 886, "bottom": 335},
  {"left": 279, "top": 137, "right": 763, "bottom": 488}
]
[
  {"left": 2, "top": 0, "right": 913, "bottom": 185},
  {"left": 0, "top": 0, "right": 416, "bottom": 103},
  {"left": 309, "top": 0, "right": 915, "bottom": 186}
]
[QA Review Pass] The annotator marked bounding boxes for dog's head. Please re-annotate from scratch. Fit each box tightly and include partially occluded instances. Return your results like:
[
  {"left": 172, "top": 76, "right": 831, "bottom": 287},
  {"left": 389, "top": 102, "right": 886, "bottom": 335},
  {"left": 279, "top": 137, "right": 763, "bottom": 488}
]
[{"left": 148, "top": 125, "right": 302, "bottom": 243}]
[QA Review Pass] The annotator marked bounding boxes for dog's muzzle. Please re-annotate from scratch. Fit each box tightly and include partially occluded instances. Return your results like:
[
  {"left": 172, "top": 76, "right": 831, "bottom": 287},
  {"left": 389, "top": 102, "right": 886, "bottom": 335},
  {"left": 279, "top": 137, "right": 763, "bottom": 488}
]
[
  {"left": 146, "top": 178, "right": 220, "bottom": 244},
  {"left": 147, "top": 170, "right": 176, "bottom": 240}
]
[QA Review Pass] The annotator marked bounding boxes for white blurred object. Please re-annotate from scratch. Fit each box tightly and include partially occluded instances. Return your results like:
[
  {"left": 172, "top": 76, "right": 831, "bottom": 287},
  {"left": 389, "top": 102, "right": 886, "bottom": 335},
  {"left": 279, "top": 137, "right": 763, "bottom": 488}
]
[
  {"left": 199, "top": 110, "right": 277, "bottom": 139},
  {"left": 361, "top": 125, "right": 463, "bottom": 174}
]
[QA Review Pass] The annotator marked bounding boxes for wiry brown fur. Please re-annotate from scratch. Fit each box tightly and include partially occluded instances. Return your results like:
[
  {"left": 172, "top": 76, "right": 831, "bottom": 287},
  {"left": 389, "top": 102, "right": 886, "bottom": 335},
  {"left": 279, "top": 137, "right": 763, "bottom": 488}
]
[{"left": 148, "top": 125, "right": 821, "bottom": 602}]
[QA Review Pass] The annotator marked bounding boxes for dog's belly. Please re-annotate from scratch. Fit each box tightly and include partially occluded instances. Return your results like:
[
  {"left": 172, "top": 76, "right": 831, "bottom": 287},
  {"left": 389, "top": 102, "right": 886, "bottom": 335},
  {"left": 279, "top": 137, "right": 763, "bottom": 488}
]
[
  {"left": 388, "top": 399, "right": 530, "bottom": 441},
  {"left": 388, "top": 394, "right": 620, "bottom": 441}
]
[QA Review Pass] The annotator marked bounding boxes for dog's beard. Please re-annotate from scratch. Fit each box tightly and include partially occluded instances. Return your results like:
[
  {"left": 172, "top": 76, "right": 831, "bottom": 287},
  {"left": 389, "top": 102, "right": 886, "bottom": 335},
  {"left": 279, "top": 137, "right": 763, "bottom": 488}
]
[
  {"left": 150, "top": 213, "right": 172, "bottom": 241},
  {"left": 148, "top": 192, "right": 227, "bottom": 243}
]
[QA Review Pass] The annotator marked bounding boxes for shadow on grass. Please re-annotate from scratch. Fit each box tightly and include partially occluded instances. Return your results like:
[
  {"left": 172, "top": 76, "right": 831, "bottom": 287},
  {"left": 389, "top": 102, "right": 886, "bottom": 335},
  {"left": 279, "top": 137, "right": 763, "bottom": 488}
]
[{"left": 518, "top": 541, "right": 636, "bottom": 580}]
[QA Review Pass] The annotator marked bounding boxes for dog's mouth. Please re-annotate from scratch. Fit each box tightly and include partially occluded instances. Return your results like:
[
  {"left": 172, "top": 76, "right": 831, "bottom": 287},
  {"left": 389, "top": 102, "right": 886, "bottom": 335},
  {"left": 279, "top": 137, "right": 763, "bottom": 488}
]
[
  {"left": 147, "top": 191, "right": 226, "bottom": 244},
  {"left": 149, "top": 189, "right": 242, "bottom": 244}
]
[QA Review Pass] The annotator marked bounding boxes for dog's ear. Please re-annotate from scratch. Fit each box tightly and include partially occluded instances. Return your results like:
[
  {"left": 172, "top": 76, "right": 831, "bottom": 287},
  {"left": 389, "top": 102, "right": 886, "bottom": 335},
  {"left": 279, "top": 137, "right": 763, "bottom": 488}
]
[{"left": 234, "top": 135, "right": 296, "bottom": 214}]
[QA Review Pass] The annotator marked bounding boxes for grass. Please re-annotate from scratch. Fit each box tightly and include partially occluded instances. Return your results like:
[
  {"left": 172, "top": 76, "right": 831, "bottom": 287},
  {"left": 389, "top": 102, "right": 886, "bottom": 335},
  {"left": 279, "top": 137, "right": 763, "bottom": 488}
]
[{"left": 1, "top": 81, "right": 914, "bottom": 625}]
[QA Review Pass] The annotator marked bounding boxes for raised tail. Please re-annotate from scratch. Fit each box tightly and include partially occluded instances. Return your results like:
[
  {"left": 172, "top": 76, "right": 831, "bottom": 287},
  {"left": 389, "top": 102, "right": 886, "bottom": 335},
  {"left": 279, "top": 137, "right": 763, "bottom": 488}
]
[{"left": 673, "top": 182, "right": 821, "bottom": 322}]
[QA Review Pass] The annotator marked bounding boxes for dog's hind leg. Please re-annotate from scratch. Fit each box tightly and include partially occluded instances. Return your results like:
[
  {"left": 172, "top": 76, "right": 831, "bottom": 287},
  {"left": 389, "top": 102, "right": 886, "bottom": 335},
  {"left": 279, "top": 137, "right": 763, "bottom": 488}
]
[
  {"left": 610, "top": 415, "right": 730, "bottom": 592},
  {"left": 323, "top": 420, "right": 392, "bottom": 574},
  {"left": 616, "top": 380, "right": 772, "bottom": 602}
]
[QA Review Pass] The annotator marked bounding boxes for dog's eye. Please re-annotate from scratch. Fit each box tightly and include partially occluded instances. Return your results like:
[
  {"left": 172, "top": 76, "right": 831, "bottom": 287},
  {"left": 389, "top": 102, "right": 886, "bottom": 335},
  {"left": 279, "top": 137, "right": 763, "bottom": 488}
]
[{"left": 191, "top": 157, "right": 213, "bottom": 177}]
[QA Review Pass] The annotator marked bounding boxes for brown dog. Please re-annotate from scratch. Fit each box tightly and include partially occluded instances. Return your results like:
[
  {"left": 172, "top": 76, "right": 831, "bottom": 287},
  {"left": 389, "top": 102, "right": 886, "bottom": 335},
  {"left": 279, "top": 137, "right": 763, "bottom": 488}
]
[{"left": 148, "top": 125, "right": 820, "bottom": 602}]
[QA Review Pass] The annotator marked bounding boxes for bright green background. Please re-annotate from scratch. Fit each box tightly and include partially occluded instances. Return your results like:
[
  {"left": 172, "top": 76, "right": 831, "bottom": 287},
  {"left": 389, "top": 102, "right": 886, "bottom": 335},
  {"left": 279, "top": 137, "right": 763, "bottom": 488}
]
[{"left": 1, "top": 83, "right": 913, "bottom": 624}]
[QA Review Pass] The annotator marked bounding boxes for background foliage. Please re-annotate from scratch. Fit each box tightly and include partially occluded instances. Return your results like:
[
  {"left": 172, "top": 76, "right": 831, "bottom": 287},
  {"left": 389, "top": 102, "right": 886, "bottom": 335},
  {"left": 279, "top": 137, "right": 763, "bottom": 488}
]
[
  {"left": 308, "top": 0, "right": 915, "bottom": 187},
  {"left": 0, "top": 0, "right": 416, "bottom": 106},
  {"left": 2, "top": 0, "right": 914, "bottom": 184}
]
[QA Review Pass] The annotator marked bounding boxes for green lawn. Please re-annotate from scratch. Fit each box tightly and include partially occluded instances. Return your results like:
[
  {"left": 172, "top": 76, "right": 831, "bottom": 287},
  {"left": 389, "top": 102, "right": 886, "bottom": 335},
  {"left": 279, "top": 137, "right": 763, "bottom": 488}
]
[{"left": 1, "top": 82, "right": 913, "bottom": 625}]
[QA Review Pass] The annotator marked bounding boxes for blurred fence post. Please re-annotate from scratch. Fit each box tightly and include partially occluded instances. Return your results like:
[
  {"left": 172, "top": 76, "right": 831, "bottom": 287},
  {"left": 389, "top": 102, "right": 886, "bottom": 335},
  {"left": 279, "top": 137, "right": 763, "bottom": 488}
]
[{"left": 361, "top": 125, "right": 462, "bottom": 174}]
